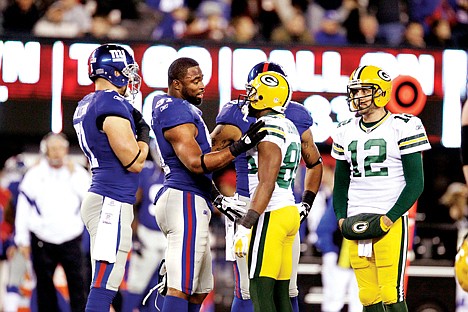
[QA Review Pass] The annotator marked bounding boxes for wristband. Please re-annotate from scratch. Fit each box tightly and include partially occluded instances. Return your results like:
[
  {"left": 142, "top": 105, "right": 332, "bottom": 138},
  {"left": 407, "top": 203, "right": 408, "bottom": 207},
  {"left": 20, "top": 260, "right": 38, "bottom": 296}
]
[
  {"left": 301, "top": 190, "right": 316, "bottom": 207},
  {"left": 239, "top": 209, "right": 260, "bottom": 228},
  {"left": 124, "top": 149, "right": 141, "bottom": 169}
]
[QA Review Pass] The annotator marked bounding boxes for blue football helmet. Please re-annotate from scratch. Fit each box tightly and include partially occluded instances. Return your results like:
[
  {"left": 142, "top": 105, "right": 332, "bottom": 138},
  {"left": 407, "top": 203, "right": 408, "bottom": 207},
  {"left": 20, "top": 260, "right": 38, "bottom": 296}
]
[
  {"left": 88, "top": 44, "right": 141, "bottom": 95},
  {"left": 247, "top": 61, "right": 286, "bottom": 83}
]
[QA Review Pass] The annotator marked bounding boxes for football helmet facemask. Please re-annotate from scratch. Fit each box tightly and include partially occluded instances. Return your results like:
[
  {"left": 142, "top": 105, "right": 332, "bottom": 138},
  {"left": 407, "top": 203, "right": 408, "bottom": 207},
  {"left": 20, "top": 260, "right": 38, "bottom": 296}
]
[
  {"left": 347, "top": 65, "right": 392, "bottom": 112},
  {"left": 455, "top": 238, "right": 468, "bottom": 291},
  {"left": 241, "top": 71, "right": 291, "bottom": 115},
  {"left": 88, "top": 44, "right": 141, "bottom": 96}
]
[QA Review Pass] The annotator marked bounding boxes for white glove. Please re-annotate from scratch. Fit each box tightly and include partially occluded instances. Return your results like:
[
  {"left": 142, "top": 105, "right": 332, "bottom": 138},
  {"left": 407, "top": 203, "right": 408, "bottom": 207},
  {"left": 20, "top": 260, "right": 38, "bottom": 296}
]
[
  {"left": 297, "top": 202, "right": 311, "bottom": 224},
  {"left": 156, "top": 258, "right": 167, "bottom": 295},
  {"left": 232, "top": 225, "right": 251, "bottom": 258},
  {"left": 213, "top": 193, "right": 247, "bottom": 222}
]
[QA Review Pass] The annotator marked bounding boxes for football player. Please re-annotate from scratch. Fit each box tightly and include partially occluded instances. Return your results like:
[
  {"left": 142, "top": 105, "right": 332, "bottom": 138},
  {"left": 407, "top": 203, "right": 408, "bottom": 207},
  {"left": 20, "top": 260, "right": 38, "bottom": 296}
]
[
  {"left": 150, "top": 57, "right": 266, "bottom": 312},
  {"left": 73, "top": 43, "right": 150, "bottom": 311},
  {"left": 332, "top": 65, "right": 431, "bottom": 312},
  {"left": 211, "top": 62, "right": 322, "bottom": 312}
]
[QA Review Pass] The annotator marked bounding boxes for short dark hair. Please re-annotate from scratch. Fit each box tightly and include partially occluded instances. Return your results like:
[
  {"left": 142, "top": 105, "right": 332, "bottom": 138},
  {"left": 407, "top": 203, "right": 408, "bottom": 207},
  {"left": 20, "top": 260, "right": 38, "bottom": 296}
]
[{"left": 168, "top": 57, "right": 199, "bottom": 85}]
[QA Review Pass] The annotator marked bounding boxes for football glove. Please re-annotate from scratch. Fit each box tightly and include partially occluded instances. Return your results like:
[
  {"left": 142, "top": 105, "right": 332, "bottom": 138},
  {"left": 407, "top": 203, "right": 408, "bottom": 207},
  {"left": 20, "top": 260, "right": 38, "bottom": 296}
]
[
  {"left": 341, "top": 213, "right": 390, "bottom": 240},
  {"left": 142, "top": 258, "right": 167, "bottom": 307},
  {"left": 229, "top": 120, "right": 266, "bottom": 157},
  {"left": 297, "top": 202, "right": 311, "bottom": 224},
  {"left": 213, "top": 193, "right": 247, "bottom": 222},
  {"left": 232, "top": 225, "right": 251, "bottom": 258},
  {"left": 155, "top": 258, "right": 167, "bottom": 296}
]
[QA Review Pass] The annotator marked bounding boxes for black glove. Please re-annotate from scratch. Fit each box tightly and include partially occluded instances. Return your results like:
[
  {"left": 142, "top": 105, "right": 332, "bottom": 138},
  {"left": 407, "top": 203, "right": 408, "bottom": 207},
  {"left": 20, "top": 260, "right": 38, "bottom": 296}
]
[
  {"left": 229, "top": 120, "right": 266, "bottom": 157},
  {"left": 298, "top": 190, "right": 316, "bottom": 224},
  {"left": 133, "top": 108, "right": 150, "bottom": 145},
  {"left": 341, "top": 213, "right": 390, "bottom": 240}
]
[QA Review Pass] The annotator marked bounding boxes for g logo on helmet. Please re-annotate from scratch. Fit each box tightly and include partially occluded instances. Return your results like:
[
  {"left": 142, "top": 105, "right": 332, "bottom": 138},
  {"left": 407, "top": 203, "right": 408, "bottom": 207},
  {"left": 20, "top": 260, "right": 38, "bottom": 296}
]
[
  {"left": 260, "top": 74, "right": 279, "bottom": 87},
  {"left": 352, "top": 221, "right": 369, "bottom": 233},
  {"left": 377, "top": 70, "right": 391, "bottom": 82}
]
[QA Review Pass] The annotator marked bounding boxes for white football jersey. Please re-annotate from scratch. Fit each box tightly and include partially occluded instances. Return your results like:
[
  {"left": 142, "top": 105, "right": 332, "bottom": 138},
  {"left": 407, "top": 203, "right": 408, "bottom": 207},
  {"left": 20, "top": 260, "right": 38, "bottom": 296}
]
[
  {"left": 246, "top": 114, "right": 301, "bottom": 212},
  {"left": 331, "top": 112, "right": 431, "bottom": 217}
]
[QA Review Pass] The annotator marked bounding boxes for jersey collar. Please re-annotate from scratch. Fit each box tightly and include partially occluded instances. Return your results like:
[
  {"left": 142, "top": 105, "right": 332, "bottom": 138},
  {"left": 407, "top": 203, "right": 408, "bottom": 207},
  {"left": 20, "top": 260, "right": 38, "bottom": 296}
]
[{"left": 359, "top": 110, "right": 391, "bottom": 133}]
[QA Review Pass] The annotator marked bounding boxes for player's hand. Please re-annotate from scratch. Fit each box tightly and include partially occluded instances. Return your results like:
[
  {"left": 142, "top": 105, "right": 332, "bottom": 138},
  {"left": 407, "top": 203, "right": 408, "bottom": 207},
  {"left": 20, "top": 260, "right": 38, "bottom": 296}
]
[
  {"left": 297, "top": 202, "right": 311, "bottom": 224},
  {"left": 232, "top": 225, "right": 251, "bottom": 258},
  {"left": 229, "top": 120, "right": 266, "bottom": 157},
  {"left": 132, "top": 108, "right": 150, "bottom": 145},
  {"left": 213, "top": 193, "right": 247, "bottom": 222}
]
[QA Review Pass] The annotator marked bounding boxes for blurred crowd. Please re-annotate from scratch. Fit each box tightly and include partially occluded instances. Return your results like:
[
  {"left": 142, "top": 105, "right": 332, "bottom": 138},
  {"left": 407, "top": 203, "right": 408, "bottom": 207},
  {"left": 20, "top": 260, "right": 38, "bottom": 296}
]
[{"left": 0, "top": 0, "right": 466, "bottom": 48}]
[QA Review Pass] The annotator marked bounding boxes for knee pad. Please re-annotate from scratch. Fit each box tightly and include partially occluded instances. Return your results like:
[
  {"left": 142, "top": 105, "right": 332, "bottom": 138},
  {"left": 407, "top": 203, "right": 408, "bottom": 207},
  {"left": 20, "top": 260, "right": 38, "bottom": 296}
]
[{"left": 359, "top": 285, "right": 381, "bottom": 306}]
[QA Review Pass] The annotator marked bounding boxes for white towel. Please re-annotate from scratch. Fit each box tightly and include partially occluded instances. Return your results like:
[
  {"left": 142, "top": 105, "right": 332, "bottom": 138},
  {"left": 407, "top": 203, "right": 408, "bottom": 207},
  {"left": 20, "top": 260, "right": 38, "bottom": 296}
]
[
  {"left": 92, "top": 197, "right": 122, "bottom": 263},
  {"left": 225, "top": 216, "right": 236, "bottom": 261},
  {"left": 358, "top": 239, "right": 373, "bottom": 257}
]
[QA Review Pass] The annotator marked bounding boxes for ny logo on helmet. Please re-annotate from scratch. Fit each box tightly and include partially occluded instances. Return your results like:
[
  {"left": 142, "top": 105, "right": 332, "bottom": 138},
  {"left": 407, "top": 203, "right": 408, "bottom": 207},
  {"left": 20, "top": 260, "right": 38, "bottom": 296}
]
[{"left": 109, "top": 50, "right": 127, "bottom": 62}]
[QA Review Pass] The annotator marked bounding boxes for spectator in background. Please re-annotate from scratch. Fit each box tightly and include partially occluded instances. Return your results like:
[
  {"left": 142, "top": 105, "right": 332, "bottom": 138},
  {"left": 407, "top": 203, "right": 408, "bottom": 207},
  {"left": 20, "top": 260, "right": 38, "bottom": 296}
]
[
  {"left": 14, "top": 133, "right": 90, "bottom": 312},
  {"left": 152, "top": 5, "right": 190, "bottom": 40},
  {"left": 342, "top": 0, "right": 366, "bottom": 44},
  {"left": 183, "top": 0, "right": 229, "bottom": 41},
  {"left": 306, "top": 0, "right": 343, "bottom": 37},
  {"left": 313, "top": 10, "right": 347, "bottom": 45},
  {"left": 425, "top": 18, "right": 454, "bottom": 47},
  {"left": 88, "top": 0, "right": 160, "bottom": 41},
  {"left": 33, "top": 0, "right": 92, "bottom": 38},
  {"left": 226, "top": 14, "right": 258, "bottom": 43},
  {"left": 2, "top": 0, "right": 41, "bottom": 34},
  {"left": 1, "top": 154, "right": 28, "bottom": 312},
  {"left": 359, "top": 13, "right": 381, "bottom": 44},
  {"left": 367, "top": 0, "right": 406, "bottom": 46},
  {"left": 342, "top": 0, "right": 382, "bottom": 45},
  {"left": 270, "top": 6, "right": 314, "bottom": 43},
  {"left": 400, "top": 21, "right": 426, "bottom": 48},
  {"left": 452, "top": 0, "right": 468, "bottom": 48}
]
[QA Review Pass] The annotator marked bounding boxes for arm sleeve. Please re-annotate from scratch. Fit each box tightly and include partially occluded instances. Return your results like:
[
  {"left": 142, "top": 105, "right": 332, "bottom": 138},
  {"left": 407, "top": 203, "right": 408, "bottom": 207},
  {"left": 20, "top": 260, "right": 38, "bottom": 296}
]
[
  {"left": 332, "top": 159, "right": 350, "bottom": 220},
  {"left": 386, "top": 152, "right": 424, "bottom": 222}
]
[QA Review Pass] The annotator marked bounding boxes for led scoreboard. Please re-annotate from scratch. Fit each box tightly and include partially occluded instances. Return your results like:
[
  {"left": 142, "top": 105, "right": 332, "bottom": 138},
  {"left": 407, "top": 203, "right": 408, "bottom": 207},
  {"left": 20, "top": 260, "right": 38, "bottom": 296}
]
[{"left": 0, "top": 40, "right": 466, "bottom": 148}]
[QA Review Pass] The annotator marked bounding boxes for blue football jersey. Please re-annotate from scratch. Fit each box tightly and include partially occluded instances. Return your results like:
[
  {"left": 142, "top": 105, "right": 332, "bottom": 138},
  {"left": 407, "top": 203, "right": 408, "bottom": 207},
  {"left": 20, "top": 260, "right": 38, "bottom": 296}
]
[
  {"left": 151, "top": 94, "right": 213, "bottom": 200},
  {"left": 216, "top": 100, "right": 313, "bottom": 197},
  {"left": 73, "top": 90, "right": 139, "bottom": 204},
  {"left": 137, "top": 161, "right": 164, "bottom": 230}
]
